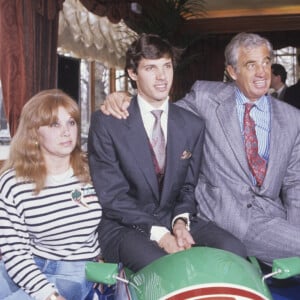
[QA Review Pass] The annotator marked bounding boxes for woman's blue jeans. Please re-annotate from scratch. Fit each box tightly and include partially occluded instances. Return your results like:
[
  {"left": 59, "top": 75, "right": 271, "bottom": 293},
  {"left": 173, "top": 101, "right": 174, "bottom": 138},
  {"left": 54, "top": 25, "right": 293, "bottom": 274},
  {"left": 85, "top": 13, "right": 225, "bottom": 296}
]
[{"left": 0, "top": 257, "right": 94, "bottom": 300}]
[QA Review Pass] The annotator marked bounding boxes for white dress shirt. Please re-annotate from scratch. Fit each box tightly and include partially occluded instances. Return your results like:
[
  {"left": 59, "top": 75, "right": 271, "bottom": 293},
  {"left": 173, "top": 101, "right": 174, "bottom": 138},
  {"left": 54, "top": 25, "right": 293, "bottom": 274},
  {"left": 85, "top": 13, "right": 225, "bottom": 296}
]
[
  {"left": 137, "top": 95, "right": 168, "bottom": 143},
  {"left": 137, "top": 95, "right": 190, "bottom": 242}
]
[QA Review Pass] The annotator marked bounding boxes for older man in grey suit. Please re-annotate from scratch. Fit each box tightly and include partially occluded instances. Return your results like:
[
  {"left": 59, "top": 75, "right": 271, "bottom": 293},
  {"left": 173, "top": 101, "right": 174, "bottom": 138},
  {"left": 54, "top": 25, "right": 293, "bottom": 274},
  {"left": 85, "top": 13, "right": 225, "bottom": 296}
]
[{"left": 101, "top": 32, "right": 300, "bottom": 265}]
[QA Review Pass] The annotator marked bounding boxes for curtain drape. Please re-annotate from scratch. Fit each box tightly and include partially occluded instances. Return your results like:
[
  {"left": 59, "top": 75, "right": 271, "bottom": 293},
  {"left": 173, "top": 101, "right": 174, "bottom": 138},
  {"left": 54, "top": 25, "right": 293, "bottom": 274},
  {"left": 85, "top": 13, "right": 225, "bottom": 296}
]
[
  {"left": 0, "top": 0, "right": 63, "bottom": 136},
  {"left": 80, "top": 0, "right": 131, "bottom": 24},
  {"left": 58, "top": 0, "right": 137, "bottom": 68}
]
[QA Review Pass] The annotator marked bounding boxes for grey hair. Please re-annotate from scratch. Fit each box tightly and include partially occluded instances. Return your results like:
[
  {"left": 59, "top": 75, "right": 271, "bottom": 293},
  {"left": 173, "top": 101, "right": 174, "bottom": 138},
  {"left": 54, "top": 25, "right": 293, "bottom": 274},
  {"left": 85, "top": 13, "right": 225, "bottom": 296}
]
[{"left": 224, "top": 32, "right": 273, "bottom": 70}]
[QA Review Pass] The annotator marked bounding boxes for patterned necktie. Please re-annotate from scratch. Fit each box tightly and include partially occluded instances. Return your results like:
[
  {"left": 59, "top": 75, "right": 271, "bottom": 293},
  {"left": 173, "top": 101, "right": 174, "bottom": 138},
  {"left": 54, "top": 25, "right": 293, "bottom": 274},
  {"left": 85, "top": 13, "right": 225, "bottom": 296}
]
[
  {"left": 243, "top": 103, "right": 267, "bottom": 186},
  {"left": 151, "top": 110, "right": 166, "bottom": 171}
]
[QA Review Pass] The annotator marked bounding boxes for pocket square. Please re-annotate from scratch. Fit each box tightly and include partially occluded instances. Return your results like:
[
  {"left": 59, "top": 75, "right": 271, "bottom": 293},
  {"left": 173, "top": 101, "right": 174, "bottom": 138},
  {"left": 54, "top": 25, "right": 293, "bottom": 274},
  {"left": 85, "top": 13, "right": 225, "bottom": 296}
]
[{"left": 180, "top": 150, "right": 192, "bottom": 160}]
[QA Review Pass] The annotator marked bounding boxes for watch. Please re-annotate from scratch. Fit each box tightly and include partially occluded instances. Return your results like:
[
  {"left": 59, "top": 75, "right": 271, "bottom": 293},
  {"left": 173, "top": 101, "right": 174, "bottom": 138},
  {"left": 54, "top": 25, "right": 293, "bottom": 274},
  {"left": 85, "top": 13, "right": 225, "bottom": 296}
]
[
  {"left": 174, "top": 216, "right": 190, "bottom": 230},
  {"left": 50, "top": 292, "right": 60, "bottom": 300},
  {"left": 175, "top": 217, "right": 188, "bottom": 225}
]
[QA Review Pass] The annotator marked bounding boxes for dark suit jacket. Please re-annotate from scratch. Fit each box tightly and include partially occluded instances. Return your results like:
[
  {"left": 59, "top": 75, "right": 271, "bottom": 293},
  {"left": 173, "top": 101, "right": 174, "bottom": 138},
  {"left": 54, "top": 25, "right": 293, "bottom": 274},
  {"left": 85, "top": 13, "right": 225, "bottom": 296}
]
[
  {"left": 278, "top": 85, "right": 287, "bottom": 101},
  {"left": 284, "top": 80, "right": 300, "bottom": 109},
  {"left": 88, "top": 97, "right": 205, "bottom": 250}
]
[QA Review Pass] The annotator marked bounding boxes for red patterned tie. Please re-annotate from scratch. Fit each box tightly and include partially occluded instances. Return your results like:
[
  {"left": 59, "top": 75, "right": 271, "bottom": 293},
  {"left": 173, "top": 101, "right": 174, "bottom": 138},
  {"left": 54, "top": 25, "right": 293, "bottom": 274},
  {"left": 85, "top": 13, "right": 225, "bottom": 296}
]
[
  {"left": 243, "top": 103, "right": 267, "bottom": 186},
  {"left": 151, "top": 110, "right": 166, "bottom": 171}
]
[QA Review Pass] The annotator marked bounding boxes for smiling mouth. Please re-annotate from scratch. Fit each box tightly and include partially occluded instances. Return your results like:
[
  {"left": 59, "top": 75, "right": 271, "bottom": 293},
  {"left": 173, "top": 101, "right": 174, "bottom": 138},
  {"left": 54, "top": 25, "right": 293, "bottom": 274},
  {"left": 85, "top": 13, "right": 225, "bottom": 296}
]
[
  {"left": 254, "top": 80, "right": 267, "bottom": 88},
  {"left": 155, "top": 83, "right": 168, "bottom": 91}
]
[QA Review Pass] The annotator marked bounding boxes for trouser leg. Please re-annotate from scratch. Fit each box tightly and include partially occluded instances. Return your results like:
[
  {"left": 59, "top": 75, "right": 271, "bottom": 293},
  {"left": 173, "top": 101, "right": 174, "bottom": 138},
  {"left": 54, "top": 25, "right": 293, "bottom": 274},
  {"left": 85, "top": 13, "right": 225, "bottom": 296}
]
[
  {"left": 190, "top": 218, "right": 248, "bottom": 258},
  {"left": 118, "top": 229, "right": 166, "bottom": 272},
  {"left": 243, "top": 209, "right": 300, "bottom": 264}
]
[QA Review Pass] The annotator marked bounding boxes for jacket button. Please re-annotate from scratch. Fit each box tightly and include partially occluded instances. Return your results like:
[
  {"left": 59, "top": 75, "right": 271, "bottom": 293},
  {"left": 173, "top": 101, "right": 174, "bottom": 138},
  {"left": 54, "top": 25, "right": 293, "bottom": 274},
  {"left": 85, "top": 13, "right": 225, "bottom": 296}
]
[{"left": 247, "top": 204, "right": 252, "bottom": 208}]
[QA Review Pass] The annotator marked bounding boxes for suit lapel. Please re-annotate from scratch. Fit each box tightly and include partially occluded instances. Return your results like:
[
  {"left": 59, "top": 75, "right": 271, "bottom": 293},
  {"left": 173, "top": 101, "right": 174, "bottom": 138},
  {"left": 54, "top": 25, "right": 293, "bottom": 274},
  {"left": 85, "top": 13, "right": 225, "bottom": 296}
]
[
  {"left": 160, "top": 104, "right": 187, "bottom": 204},
  {"left": 125, "top": 98, "right": 160, "bottom": 199},
  {"left": 261, "top": 98, "right": 289, "bottom": 189}
]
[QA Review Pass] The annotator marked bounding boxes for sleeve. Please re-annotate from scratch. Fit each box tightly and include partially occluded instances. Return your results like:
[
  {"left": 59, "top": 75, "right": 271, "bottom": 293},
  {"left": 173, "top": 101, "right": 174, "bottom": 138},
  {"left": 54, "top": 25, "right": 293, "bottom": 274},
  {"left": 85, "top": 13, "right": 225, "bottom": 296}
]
[
  {"left": 174, "top": 80, "right": 204, "bottom": 116},
  {"left": 0, "top": 178, "right": 56, "bottom": 300},
  {"left": 281, "top": 126, "right": 300, "bottom": 225},
  {"left": 172, "top": 213, "right": 190, "bottom": 230},
  {"left": 150, "top": 226, "right": 170, "bottom": 242},
  {"left": 172, "top": 117, "right": 205, "bottom": 218}
]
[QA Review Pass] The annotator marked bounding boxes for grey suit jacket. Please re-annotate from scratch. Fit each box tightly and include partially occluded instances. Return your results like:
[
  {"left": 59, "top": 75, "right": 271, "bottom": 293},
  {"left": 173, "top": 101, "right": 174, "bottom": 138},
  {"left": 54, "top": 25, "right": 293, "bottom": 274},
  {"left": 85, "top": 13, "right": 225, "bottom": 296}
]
[
  {"left": 177, "top": 80, "right": 300, "bottom": 240},
  {"left": 88, "top": 97, "right": 205, "bottom": 245}
]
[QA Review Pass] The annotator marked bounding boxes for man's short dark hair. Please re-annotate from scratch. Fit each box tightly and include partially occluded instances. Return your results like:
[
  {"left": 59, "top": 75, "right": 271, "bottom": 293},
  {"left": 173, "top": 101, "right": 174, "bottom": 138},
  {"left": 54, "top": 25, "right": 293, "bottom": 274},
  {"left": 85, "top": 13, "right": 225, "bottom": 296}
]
[
  {"left": 271, "top": 63, "right": 287, "bottom": 83},
  {"left": 125, "top": 33, "right": 179, "bottom": 89}
]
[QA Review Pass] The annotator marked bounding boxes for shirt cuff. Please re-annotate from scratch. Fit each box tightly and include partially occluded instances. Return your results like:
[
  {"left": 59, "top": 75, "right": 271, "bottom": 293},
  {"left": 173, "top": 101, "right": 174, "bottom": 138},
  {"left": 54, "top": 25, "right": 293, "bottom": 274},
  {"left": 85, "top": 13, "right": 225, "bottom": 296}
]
[
  {"left": 150, "top": 226, "right": 170, "bottom": 242},
  {"left": 172, "top": 213, "right": 190, "bottom": 231}
]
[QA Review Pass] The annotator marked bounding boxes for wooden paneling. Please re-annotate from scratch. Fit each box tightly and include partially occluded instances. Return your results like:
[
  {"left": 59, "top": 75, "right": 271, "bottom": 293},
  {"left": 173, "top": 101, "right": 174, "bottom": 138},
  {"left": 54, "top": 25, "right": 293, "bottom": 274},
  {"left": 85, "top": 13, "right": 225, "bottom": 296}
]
[{"left": 181, "top": 14, "right": 300, "bottom": 35}]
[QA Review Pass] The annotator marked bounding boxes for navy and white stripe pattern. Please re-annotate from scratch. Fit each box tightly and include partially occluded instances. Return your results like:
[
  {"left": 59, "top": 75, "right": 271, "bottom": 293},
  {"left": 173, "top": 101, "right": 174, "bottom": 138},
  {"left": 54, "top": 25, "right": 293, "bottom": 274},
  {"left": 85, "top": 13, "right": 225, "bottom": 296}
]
[{"left": 0, "top": 168, "right": 102, "bottom": 297}]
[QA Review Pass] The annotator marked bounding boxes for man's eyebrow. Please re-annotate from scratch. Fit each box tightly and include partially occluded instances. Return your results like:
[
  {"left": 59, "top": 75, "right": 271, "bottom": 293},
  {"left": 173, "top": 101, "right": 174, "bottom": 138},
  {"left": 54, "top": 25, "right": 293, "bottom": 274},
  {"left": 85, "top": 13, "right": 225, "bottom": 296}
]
[
  {"left": 244, "top": 56, "right": 271, "bottom": 65},
  {"left": 142, "top": 63, "right": 155, "bottom": 68},
  {"left": 244, "top": 60, "right": 255, "bottom": 65}
]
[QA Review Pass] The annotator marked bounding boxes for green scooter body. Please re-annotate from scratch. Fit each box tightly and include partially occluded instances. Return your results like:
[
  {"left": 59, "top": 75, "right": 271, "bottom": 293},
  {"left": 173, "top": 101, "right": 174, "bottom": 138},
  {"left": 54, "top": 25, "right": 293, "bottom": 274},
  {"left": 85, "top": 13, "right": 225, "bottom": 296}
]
[{"left": 86, "top": 247, "right": 300, "bottom": 300}]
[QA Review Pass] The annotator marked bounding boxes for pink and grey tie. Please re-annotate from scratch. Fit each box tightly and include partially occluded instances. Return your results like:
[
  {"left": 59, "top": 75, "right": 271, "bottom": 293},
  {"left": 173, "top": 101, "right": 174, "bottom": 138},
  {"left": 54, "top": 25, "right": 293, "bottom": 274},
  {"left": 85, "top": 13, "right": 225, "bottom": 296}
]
[
  {"left": 243, "top": 103, "right": 267, "bottom": 186},
  {"left": 151, "top": 110, "right": 166, "bottom": 171}
]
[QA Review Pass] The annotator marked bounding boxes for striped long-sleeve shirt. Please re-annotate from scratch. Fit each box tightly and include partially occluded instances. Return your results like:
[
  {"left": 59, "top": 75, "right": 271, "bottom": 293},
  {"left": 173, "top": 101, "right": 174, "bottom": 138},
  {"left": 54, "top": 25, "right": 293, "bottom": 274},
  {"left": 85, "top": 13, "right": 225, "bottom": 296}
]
[{"left": 0, "top": 168, "right": 102, "bottom": 299}]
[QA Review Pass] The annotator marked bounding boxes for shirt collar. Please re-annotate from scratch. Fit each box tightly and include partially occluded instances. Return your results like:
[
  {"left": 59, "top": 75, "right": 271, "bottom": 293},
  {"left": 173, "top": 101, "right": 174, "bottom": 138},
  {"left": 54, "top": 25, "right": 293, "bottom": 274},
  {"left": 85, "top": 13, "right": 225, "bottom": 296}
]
[
  {"left": 276, "top": 84, "right": 285, "bottom": 94},
  {"left": 235, "top": 86, "right": 269, "bottom": 112},
  {"left": 137, "top": 95, "right": 169, "bottom": 115}
]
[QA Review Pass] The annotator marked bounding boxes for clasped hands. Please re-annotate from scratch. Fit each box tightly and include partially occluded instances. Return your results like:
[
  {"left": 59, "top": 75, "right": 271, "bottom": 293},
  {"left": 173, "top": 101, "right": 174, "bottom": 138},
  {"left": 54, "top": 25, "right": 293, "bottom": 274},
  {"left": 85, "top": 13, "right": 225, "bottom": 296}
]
[{"left": 158, "top": 219, "right": 195, "bottom": 254}]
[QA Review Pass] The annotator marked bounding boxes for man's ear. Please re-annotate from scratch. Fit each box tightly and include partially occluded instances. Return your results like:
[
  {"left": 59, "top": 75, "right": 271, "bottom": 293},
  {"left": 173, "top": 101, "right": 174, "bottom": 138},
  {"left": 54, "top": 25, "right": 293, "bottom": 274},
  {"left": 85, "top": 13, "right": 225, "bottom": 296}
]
[
  {"left": 226, "top": 65, "right": 237, "bottom": 81},
  {"left": 127, "top": 69, "right": 137, "bottom": 81}
]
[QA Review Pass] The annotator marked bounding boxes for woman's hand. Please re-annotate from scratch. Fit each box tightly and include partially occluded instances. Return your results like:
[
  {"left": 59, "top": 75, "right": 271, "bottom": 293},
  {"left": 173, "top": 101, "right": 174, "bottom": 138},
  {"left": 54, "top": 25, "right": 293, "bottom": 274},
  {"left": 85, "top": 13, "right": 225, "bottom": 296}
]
[{"left": 46, "top": 292, "right": 66, "bottom": 300}]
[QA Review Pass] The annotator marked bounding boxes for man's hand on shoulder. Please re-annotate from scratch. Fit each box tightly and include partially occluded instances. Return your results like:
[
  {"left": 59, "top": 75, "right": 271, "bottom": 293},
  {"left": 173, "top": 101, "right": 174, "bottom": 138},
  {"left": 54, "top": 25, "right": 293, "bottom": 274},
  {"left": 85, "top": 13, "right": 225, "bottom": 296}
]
[{"left": 100, "top": 91, "right": 131, "bottom": 119}]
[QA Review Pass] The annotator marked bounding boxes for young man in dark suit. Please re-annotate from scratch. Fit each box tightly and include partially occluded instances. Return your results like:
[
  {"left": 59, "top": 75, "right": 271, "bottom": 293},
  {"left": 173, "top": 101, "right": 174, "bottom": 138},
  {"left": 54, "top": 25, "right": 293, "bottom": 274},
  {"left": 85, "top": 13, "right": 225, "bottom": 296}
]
[{"left": 88, "top": 33, "right": 246, "bottom": 272}]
